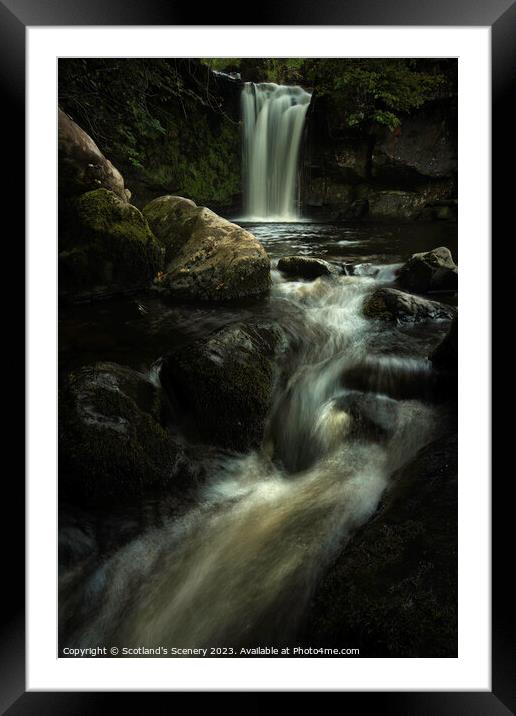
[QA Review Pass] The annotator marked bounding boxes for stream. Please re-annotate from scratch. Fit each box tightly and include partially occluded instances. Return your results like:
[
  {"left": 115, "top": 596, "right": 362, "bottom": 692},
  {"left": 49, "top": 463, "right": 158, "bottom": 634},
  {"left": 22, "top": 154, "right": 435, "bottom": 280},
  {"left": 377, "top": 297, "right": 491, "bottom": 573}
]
[{"left": 59, "top": 220, "right": 457, "bottom": 653}]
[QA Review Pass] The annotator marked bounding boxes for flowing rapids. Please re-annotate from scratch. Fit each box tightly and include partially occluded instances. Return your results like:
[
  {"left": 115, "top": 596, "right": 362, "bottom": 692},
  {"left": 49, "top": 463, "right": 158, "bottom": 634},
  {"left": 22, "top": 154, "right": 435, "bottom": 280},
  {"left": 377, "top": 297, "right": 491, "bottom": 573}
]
[
  {"left": 241, "top": 83, "right": 311, "bottom": 221},
  {"left": 60, "top": 269, "right": 443, "bottom": 652}
]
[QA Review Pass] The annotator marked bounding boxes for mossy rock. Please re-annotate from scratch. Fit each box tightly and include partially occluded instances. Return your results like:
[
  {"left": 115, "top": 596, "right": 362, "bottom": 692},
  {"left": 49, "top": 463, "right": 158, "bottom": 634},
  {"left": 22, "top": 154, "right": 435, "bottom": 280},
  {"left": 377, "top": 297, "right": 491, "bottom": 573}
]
[
  {"left": 59, "top": 362, "right": 185, "bottom": 505},
  {"left": 146, "top": 199, "right": 271, "bottom": 302},
  {"left": 59, "top": 188, "right": 164, "bottom": 299},
  {"left": 160, "top": 321, "right": 283, "bottom": 452},
  {"left": 143, "top": 195, "right": 199, "bottom": 264}
]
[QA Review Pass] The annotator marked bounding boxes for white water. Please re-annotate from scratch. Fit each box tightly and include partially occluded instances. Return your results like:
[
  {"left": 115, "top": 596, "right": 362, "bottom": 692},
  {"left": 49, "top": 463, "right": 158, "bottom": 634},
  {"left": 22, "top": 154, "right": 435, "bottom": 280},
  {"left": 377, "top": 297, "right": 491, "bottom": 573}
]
[
  {"left": 241, "top": 83, "right": 311, "bottom": 221},
  {"left": 61, "top": 272, "right": 438, "bottom": 650}
]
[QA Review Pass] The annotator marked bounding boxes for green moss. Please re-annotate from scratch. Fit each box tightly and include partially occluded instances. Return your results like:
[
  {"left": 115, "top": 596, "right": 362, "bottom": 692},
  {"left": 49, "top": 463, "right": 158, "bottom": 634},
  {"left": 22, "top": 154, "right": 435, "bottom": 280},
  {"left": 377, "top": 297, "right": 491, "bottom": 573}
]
[
  {"left": 67, "top": 188, "right": 164, "bottom": 289},
  {"left": 60, "top": 365, "right": 180, "bottom": 504},
  {"left": 141, "top": 115, "right": 241, "bottom": 208},
  {"left": 76, "top": 188, "right": 152, "bottom": 242},
  {"left": 142, "top": 196, "right": 200, "bottom": 263}
]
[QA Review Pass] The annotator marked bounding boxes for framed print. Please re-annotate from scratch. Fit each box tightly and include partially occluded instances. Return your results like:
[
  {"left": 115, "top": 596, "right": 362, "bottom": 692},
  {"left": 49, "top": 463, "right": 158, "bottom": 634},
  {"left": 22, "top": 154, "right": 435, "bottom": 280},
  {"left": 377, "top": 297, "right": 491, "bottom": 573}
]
[{"left": 1, "top": 0, "right": 510, "bottom": 709}]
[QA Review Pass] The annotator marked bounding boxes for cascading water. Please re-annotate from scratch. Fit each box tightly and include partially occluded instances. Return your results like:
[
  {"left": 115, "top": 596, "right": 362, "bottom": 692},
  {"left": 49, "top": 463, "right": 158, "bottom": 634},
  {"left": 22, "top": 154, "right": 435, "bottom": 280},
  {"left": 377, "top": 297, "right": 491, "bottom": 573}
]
[
  {"left": 60, "top": 264, "right": 445, "bottom": 651},
  {"left": 241, "top": 82, "right": 311, "bottom": 221}
]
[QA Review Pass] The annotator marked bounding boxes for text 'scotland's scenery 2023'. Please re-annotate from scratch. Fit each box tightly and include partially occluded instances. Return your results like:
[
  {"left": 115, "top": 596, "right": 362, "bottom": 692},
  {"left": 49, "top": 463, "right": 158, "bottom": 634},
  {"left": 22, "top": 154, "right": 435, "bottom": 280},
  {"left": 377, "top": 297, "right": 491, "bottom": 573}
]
[{"left": 58, "top": 58, "right": 458, "bottom": 658}]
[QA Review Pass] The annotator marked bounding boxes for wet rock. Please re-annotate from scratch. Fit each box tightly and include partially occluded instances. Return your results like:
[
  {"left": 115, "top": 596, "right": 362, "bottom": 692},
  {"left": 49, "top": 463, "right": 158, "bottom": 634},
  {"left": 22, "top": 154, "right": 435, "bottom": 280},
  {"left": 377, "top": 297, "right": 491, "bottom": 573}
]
[
  {"left": 58, "top": 108, "right": 128, "bottom": 201},
  {"left": 59, "top": 188, "right": 164, "bottom": 300},
  {"left": 302, "top": 432, "right": 458, "bottom": 657},
  {"left": 397, "top": 246, "right": 457, "bottom": 294},
  {"left": 59, "top": 362, "right": 186, "bottom": 504},
  {"left": 160, "top": 321, "right": 283, "bottom": 452},
  {"left": 363, "top": 287, "right": 456, "bottom": 323},
  {"left": 334, "top": 392, "right": 400, "bottom": 442},
  {"left": 348, "top": 262, "right": 380, "bottom": 278},
  {"left": 277, "top": 256, "right": 339, "bottom": 280},
  {"left": 144, "top": 197, "right": 271, "bottom": 302}
]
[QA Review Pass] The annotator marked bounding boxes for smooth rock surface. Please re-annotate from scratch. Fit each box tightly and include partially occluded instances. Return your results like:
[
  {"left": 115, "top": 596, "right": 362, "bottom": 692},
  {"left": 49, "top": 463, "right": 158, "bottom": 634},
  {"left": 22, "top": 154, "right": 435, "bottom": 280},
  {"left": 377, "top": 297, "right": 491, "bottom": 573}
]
[
  {"left": 277, "top": 255, "right": 340, "bottom": 280},
  {"left": 144, "top": 197, "right": 271, "bottom": 302},
  {"left": 58, "top": 108, "right": 128, "bottom": 201}
]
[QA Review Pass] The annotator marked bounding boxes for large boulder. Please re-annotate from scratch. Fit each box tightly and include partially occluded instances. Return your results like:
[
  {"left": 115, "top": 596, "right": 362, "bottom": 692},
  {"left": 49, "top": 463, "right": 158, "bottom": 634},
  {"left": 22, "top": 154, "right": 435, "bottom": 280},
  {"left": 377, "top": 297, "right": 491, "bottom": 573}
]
[
  {"left": 58, "top": 108, "right": 128, "bottom": 201},
  {"left": 59, "top": 188, "right": 164, "bottom": 299},
  {"left": 143, "top": 196, "right": 271, "bottom": 302},
  {"left": 59, "top": 362, "right": 187, "bottom": 504},
  {"left": 277, "top": 256, "right": 340, "bottom": 280},
  {"left": 363, "top": 287, "right": 456, "bottom": 323},
  {"left": 302, "top": 432, "right": 458, "bottom": 657},
  {"left": 397, "top": 247, "right": 458, "bottom": 294},
  {"left": 160, "top": 321, "right": 283, "bottom": 452}
]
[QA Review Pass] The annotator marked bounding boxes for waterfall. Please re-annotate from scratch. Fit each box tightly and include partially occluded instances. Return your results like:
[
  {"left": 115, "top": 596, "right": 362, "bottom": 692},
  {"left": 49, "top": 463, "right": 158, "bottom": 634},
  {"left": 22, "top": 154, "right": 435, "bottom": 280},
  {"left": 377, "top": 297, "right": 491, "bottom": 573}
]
[{"left": 241, "top": 82, "right": 311, "bottom": 221}]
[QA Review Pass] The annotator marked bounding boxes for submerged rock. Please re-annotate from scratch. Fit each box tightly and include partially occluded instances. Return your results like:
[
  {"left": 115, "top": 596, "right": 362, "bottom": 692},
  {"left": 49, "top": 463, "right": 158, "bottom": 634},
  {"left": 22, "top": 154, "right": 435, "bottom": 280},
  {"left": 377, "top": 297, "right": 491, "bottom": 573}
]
[
  {"left": 143, "top": 196, "right": 271, "bottom": 302},
  {"left": 59, "top": 188, "right": 164, "bottom": 300},
  {"left": 59, "top": 362, "right": 186, "bottom": 504},
  {"left": 277, "top": 256, "right": 340, "bottom": 280},
  {"left": 363, "top": 287, "right": 456, "bottom": 323},
  {"left": 397, "top": 246, "right": 457, "bottom": 294},
  {"left": 58, "top": 108, "right": 128, "bottom": 201},
  {"left": 160, "top": 321, "right": 283, "bottom": 452},
  {"left": 302, "top": 432, "right": 458, "bottom": 657}
]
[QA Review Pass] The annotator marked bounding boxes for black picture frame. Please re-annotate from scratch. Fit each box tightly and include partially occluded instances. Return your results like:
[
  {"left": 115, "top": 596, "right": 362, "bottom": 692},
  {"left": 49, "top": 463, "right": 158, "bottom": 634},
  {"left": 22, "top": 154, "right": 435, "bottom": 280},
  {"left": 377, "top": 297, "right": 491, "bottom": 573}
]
[{"left": 2, "top": 0, "right": 510, "bottom": 711}]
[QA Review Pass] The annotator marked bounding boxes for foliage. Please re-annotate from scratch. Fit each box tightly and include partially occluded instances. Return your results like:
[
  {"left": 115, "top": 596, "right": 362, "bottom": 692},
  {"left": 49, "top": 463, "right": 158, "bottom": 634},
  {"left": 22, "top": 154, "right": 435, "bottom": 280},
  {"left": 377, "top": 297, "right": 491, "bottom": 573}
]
[
  {"left": 59, "top": 59, "right": 241, "bottom": 207},
  {"left": 201, "top": 57, "right": 453, "bottom": 130},
  {"left": 304, "top": 59, "right": 448, "bottom": 129}
]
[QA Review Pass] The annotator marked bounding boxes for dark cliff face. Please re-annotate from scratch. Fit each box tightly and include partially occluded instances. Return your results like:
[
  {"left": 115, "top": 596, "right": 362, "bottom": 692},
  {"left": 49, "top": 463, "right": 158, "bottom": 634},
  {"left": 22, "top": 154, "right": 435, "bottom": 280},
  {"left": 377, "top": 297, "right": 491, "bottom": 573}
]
[{"left": 301, "top": 93, "right": 457, "bottom": 221}]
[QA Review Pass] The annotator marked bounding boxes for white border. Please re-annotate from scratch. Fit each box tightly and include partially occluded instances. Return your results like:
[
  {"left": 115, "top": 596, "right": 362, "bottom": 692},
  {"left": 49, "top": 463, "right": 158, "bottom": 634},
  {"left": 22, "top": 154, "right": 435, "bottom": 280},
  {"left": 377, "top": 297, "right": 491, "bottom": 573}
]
[{"left": 27, "top": 26, "right": 490, "bottom": 691}]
